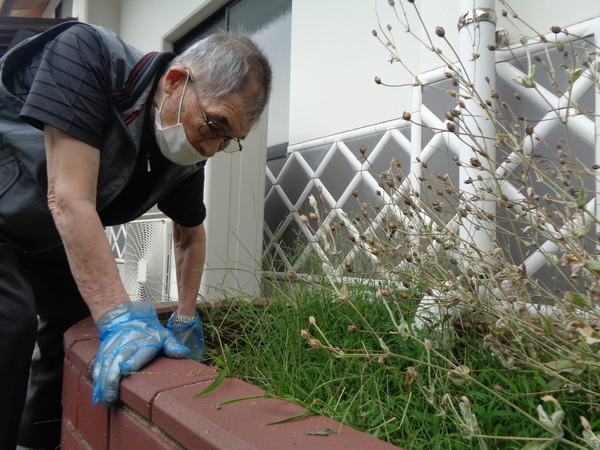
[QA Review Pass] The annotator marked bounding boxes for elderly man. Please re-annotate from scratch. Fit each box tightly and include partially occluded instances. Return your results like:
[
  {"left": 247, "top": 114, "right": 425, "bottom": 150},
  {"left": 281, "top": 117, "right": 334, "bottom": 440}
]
[{"left": 0, "top": 21, "right": 271, "bottom": 449}]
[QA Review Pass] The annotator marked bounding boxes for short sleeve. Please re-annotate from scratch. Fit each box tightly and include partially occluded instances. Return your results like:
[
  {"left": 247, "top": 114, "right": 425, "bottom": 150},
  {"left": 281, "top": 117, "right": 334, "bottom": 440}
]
[
  {"left": 19, "top": 24, "right": 113, "bottom": 150},
  {"left": 158, "top": 166, "right": 207, "bottom": 227}
]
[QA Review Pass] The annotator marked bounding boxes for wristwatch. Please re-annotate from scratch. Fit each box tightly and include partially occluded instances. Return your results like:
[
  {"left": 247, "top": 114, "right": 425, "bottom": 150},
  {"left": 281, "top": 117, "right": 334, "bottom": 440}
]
[{"left": 172, "top": 314, "right": 196, "bottom": 323}]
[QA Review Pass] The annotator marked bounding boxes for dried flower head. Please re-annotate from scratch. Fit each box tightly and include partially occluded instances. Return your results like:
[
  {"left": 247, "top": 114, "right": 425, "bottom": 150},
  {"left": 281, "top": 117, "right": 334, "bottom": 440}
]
[
  {"left": 407, "top": 366, "right": 419, "bottom": 381},
  {"left": 378, "top": 289, "right": 391, "bottom": 298},
  {"left": 309, "top": 338, "right": 322, "bottom": 349},
  {"left": 287, "top": 270, "right": 298, "bottom": 280}
]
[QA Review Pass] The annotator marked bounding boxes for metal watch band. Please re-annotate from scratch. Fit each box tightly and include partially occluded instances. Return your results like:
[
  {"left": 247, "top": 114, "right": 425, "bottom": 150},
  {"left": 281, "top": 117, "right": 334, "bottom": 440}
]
[{"left": 173, "top": 314, "right": 196, "bottom": 323}]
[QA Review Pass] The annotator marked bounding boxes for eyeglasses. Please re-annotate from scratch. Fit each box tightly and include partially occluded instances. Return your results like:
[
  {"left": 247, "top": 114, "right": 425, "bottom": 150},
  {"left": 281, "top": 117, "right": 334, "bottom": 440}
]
[{"left": 187, "top": 72, "right": 243, "bottom": 153}]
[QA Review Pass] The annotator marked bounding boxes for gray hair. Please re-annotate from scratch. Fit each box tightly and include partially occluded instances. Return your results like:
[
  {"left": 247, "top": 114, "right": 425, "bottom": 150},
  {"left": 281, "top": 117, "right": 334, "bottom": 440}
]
[{"left": 172, "top": 33, "right": 272, "bottom": 125}]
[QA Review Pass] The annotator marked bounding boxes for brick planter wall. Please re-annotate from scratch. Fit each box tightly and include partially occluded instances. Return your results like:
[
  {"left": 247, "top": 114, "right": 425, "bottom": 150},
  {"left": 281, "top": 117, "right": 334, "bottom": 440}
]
[{"left": 61, "top": 303, "right": 401, "bottom": 449}]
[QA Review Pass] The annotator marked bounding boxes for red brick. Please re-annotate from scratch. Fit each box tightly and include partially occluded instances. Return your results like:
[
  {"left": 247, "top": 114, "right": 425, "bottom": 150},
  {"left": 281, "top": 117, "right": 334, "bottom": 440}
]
[
  {"left": 61, "top": 415, "right": 91, "bottom": 449},
  {"left": 62, "top": 360, "right": 81, "bottom": 428},
  {"left": 110, "top": 407, "right": 178, "bottom": 449},
  {"left": 152, "top": 377, "right": 399, "bottom": 450},
  {"left": 120, "top": 356, "right": 219, "bottom": 420},
  {"left": 78, "top": 377, "right": 110, "bottom": 450},
  {"left": 67, "top": 339, "right": 99, "bottom": 378}
]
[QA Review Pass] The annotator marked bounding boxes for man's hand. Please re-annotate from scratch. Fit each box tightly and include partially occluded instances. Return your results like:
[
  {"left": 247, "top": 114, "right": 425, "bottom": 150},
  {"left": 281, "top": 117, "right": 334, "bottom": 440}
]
[
  {"left": 92, "top": 301, "right": 189, "bottom": 407},
  {"left": 167, "top": 311, "right": 204, "bottom": 362}
]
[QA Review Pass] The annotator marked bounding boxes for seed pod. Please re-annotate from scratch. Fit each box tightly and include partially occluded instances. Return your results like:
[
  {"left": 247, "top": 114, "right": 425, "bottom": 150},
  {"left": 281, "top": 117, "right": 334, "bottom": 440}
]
[
  {"left": 378, "top": 289, "right": 390, "bottom": 298},
  {"left": 352, "top": 190, "right": 359, "bottom": 197},
  {"left": 371, "top": 247, "right": 379, "bottom": 256},
  {"left": 359, "top": 144, "right": 367, "bottom": 154},
  {"left": 401, "top": 291, "right": 409, "bottom": 299},
  {"left": 491, "top": 90, "right": 500, "bottom": 99},
  {"left": 435, "top": 26, "right": 445, "bottom": 38},
  {"left": 375, "top": 76, "right": 382, "bottom": 84},
  {"left": 448, "top": 89, "right": 457, "bottom": 97},
  {"left": 470, "top": 158, "right": 481, "bottom": 167},
  {"left": 551, "top": 26, "right": 562, "bottom": 34},
  {"left": 447, "top": 122, "right": 456, "bottom": 132},
  {"left": 347, "top": 325, "right": 358, "bottom": 332},
  {"left": 403, "top": 111, "right": 412, "bottom": 121},
  {"left": 388, "top": 221, "right": 397, "bottom": 229},
  {"left": 487, "top": 44, "right": 496, "bottom": 51},
  {"left": 287, "top": 270, "right": 298, "bottom": 280},
  {"left": 300, "top": 215, "right": 309, "bottom": 224},
  {"left": 309, "top": 212, "right": 318, "bottom": 221},
  {"left": 526, "top": 125, "right": 534, "bottom": 136},
  {"left": 300, "top": 329, "right": 310, "bottom": 339},
  {"left": 501, "top": 9, "right": 507, "bottom": 16},
  {"left": 372, "top": 29, "right": 378, "bottom": 37},
  {"left": 308, "top": 339, "right": 322, "bottom": 349},
  {"left": 407, "top": 367, "right": 419, "bottom": 381},
  {"left": 557, "top": 41, "right": 564, "bottom": 52}
]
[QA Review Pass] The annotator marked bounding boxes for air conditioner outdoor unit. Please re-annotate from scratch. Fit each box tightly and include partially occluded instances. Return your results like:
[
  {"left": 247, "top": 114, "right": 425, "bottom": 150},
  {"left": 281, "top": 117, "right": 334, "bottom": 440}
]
[{"left": 122, "top": 217, "right": 172, "bottom": 302}]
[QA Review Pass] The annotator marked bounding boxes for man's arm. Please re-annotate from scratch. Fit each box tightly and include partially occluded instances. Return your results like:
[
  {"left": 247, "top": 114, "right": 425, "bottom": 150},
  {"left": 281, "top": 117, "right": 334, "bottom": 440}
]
[
  {"left": 45, "top": 125, "right": 129, "bottom": 321},
  {"left": 172, "top": 222, "right": 206, "bottom": 316},
  {"left": 46, "top": 125, "right": 190, "bottom": 406}
]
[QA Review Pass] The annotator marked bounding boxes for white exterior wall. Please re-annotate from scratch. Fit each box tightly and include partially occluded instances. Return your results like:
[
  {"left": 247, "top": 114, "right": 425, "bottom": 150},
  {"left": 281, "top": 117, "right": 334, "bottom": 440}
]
[{"left": 288, "top": 0, "right": 600, "bottom": 145}]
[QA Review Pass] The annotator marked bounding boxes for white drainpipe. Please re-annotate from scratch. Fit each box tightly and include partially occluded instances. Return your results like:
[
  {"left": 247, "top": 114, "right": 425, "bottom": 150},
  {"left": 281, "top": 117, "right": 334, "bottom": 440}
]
[{"left": 458, "top": 0, "right": 497, "bottom": 270}]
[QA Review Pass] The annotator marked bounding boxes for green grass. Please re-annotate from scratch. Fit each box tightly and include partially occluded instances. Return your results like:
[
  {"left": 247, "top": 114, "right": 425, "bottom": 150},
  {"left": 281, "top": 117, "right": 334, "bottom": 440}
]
[{"left": 198, "top": 282, "right": 599, "bottom": 449}]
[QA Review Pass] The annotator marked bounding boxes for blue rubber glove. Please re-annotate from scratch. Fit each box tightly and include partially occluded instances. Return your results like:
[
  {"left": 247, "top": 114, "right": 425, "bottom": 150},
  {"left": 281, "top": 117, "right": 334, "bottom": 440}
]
[
  {"left": 167, "top": 311, "right": 204, "bottom": 362},
  {"left": 92, "top": 301, "right": 190, "bottom": 407}
]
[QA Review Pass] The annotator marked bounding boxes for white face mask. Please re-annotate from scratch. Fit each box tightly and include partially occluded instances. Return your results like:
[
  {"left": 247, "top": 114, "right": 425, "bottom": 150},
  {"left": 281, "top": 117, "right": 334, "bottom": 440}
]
[{"left": 154, "top": 73, "right": 208, "bottom": 166}]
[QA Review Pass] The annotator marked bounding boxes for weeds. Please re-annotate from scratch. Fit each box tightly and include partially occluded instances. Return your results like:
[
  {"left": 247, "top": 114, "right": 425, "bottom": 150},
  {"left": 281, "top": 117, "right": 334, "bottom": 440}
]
[{"left": 205, "top": 1, "right": 600, "bottom": 448}]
